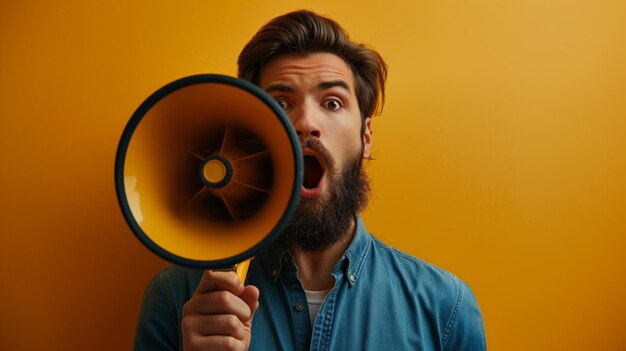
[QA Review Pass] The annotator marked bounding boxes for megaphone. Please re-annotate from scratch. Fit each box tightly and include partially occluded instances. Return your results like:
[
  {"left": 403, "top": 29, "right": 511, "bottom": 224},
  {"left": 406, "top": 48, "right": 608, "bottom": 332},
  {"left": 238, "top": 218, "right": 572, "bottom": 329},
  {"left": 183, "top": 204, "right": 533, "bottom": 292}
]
[{"left": 115, "top": 74, "right": 303, "bottom": 281}]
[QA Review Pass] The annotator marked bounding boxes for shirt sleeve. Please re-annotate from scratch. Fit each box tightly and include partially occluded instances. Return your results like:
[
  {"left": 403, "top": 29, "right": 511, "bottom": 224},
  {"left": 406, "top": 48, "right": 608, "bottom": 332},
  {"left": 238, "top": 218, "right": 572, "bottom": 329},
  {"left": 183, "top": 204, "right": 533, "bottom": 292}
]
[
  {"left": 134, "top": 268, "right": 181, "bottom": 351},
  {"left": 442, "top": 278, "right": 487, "bottom": 351}
]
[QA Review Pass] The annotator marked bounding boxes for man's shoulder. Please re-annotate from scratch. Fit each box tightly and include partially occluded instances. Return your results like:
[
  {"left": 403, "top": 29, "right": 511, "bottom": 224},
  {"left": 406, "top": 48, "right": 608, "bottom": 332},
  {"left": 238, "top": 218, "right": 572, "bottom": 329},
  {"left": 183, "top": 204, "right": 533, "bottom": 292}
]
[
  {"left": 366, "top": 234, "right": 471, "bottom": 301},
  {"left": 366, "top": 234, "right": 485, "bottom": 349},
  {"left": 354, "top": 220, "right": 462, "bottom": 289},
  {"left": 368, "top": 235, "right": 454, "bottom": 276}
]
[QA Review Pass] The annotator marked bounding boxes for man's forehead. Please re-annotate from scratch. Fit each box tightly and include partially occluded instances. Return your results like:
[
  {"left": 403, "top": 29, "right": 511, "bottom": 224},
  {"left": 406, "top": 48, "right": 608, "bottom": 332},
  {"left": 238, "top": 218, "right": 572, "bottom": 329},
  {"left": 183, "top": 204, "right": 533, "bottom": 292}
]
[{"left": 259, "top": 53, "right": 355, "bottom": 90}]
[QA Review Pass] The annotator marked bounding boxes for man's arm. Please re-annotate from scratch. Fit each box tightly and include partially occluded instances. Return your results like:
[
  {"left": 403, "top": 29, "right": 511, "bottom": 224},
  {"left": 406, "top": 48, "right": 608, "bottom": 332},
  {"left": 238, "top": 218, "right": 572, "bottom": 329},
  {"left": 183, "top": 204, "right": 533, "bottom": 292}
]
[
  {"left": 135, "top": 268, "right": 181, "bottom": 351},
  {"left": 442, "top": 279, "right": 487, "bottom": 351}
]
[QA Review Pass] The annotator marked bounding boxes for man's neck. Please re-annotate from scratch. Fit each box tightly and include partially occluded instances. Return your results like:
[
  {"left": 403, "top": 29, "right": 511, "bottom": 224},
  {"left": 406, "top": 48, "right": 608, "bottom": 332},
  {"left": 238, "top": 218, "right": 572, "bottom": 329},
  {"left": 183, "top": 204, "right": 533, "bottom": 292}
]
[{"left": 288, "top": 217, "right": 356, "bottom": 291}]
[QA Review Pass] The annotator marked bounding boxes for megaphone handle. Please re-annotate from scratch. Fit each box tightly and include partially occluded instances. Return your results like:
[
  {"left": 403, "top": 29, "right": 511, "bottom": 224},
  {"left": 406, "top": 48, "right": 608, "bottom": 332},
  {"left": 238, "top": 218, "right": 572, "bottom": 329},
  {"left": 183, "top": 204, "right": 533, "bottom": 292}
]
[
  {"left": 212, "top": 258, "right": 252, "bottom": 283},
  {"left": 235, "top": 258, "right": 252, "bottom": 283}
]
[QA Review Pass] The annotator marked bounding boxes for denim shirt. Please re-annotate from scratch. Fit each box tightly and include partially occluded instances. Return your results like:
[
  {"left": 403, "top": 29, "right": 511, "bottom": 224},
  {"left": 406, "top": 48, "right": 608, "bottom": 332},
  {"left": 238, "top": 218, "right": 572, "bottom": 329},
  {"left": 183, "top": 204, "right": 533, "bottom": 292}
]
[{"left": 135, "top": 218, "right": 486, "bottom": 350}]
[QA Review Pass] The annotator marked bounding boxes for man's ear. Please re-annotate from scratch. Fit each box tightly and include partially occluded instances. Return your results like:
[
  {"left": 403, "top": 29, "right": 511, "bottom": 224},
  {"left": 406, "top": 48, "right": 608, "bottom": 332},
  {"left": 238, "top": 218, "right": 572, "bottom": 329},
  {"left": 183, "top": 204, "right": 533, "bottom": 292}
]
[{"left": 362, "top": 117, "right": 372, "bottom": 158}]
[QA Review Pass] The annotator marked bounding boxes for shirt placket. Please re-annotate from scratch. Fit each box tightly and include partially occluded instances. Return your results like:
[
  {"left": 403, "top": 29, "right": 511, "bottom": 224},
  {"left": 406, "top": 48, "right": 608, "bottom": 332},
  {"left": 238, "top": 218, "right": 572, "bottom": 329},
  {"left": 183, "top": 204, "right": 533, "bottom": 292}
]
[
  {"left": 282, "top": 258, "right": 312, "bottom": 351},
  {"left": 309, "top": 266, "right": 346, "bottom": 351}
]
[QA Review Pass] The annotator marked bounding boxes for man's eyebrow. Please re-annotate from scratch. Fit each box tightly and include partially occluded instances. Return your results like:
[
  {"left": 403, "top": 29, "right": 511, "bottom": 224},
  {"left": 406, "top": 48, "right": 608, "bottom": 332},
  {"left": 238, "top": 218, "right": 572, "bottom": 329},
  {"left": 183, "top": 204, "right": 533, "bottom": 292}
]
[
  {"left": 264, "top": 83, "right": 295, "bottom": 94},
  {"left": 317, "top": 80, "right": 351, "bottom": 93}
]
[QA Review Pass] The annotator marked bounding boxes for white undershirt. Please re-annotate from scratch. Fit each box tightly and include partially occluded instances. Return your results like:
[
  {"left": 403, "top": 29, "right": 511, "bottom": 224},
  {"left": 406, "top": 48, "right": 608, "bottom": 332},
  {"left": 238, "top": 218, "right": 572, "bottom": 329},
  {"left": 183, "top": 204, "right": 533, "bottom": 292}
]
[{"left": 304, "top": 289, "right": 331, "bottom": 324}]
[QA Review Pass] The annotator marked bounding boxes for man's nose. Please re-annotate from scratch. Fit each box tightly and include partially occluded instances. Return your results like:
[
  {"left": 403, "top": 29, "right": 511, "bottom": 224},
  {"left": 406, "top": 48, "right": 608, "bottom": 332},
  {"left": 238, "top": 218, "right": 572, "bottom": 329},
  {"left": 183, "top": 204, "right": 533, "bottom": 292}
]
[{"left": 292, "top": 103, "right": 321, "bottom": 139}]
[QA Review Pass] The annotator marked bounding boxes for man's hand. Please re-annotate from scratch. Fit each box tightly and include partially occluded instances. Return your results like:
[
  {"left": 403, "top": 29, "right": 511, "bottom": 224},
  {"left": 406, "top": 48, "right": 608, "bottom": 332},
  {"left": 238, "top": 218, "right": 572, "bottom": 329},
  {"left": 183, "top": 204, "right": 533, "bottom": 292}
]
[{"left": 182, "top": 270, "right": 260, "bottom": 351}]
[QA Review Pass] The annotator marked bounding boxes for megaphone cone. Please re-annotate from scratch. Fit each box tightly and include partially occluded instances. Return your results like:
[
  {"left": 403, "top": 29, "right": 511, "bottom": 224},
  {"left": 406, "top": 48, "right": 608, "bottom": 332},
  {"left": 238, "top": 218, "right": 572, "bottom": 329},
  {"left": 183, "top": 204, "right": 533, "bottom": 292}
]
[{"left": 115, "top": 75, "right": 303, "bottom": 278}]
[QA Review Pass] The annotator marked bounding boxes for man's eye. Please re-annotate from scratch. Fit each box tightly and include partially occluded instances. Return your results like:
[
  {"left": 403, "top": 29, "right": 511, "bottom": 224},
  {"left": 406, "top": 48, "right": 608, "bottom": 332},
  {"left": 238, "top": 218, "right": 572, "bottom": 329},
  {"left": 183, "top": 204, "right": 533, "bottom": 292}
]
[
  {"left": 275, "top": 99, "right": 289, "bottom": 110},
  {"left": 324, "top": 99, "right": 342, "bottom": 111}
]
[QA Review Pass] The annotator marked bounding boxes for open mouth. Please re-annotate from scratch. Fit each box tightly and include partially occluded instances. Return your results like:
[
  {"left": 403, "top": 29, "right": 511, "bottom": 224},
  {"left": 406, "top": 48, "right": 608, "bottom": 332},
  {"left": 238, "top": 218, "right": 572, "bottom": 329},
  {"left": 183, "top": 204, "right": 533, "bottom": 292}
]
[{"left": 303, "top": 154, "right": 324, "bottom": 189}]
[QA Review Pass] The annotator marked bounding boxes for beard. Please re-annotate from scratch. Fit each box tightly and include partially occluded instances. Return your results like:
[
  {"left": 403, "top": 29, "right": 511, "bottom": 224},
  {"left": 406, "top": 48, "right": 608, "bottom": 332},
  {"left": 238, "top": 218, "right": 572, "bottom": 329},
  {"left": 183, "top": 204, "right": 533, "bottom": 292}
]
[{"left": 280, "top": 139, "right": 371, "bottom": 252}]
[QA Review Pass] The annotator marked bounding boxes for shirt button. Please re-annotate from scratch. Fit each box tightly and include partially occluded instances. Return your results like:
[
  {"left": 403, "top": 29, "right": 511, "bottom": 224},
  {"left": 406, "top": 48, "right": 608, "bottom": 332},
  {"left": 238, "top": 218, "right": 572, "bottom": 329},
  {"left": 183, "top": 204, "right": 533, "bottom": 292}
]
[
  {"left": 349, "top": 274, "right": 356, "bottom": 283},
  {"left": 271, "top": 270, "right": 278, "bottom": 278},
  {"left": 294, "top": 303, "right": 304, "bottom": 311}
]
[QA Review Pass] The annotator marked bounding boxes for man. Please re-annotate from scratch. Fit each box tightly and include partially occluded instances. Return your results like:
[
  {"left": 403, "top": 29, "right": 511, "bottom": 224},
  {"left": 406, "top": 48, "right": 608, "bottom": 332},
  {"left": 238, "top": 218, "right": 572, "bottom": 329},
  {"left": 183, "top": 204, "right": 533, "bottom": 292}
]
[{"left": 135, "top": 10, "right": 486, "bottom": 351}]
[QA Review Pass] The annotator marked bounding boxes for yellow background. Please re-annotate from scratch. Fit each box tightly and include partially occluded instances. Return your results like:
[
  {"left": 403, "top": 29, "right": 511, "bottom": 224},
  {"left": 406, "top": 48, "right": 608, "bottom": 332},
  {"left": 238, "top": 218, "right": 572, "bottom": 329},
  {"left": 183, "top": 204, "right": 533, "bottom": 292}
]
[{"left": 1, "top": 1, "right": 624, "bottom": 350}]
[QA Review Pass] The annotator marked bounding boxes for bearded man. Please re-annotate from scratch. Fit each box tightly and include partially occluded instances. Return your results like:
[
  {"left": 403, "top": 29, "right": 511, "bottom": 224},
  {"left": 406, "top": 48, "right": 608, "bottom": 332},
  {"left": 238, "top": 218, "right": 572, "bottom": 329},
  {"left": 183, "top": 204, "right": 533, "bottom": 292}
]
[{"left": 135, "top": 10, "right": 486, "bottom": 351}]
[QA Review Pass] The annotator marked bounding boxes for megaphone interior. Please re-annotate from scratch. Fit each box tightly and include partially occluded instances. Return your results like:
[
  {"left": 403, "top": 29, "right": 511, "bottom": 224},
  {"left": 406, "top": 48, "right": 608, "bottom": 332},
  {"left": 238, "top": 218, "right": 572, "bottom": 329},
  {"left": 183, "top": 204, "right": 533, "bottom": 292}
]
[{"left": 115, "top": 74, "right": 303, "bottom": 278}]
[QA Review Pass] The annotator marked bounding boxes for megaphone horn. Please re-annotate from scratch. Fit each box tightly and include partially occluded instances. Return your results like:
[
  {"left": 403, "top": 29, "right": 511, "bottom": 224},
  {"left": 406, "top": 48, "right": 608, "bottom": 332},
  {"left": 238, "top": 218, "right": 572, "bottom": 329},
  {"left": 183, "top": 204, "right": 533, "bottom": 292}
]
[{"left": 115, "top": 74, "right": 304, "bottom": 280}]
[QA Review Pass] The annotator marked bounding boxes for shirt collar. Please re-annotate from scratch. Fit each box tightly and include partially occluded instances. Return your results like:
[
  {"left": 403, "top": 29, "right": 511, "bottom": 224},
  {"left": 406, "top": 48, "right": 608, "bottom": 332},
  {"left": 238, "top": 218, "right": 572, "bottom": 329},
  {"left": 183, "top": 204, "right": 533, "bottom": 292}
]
[
  {"left": 258, "top": 215, "right": 372, "bottom": 286},
  {"left": 258, "top": 236, "right": 290, "bottom": 282},
  {"left": 336, "top": 215, "right": 372, "bottom": 286}
]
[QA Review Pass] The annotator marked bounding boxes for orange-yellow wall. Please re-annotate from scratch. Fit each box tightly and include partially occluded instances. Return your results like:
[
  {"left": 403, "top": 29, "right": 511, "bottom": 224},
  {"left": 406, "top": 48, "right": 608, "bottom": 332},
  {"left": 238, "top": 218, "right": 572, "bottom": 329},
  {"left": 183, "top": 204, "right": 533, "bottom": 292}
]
[{"left": 1, "top": 1, "right": 625, "bottom": 350}]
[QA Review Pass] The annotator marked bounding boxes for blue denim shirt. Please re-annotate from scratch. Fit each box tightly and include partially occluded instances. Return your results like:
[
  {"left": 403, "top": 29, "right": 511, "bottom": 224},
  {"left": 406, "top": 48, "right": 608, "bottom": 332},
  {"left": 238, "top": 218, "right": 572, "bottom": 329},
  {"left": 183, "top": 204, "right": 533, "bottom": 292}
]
[{"left": 135, "top": 217, "right": 486, "bottom": 350}]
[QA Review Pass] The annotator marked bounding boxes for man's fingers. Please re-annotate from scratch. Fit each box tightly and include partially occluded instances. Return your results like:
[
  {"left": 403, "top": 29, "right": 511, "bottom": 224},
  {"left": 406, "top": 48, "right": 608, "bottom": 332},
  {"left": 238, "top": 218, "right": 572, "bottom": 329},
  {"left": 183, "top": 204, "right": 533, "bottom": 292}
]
[
  {"left": 183, "top": 314, "right": 247, "bottom": 340},
  {"left": 184, "top": 290, "right": 252, "bottom": 322},
  {"left": 183, "top": 270, "right": 259, "bottom": 351},
  {"left": 240, "top": 285, "right": 260, "bottom": 316},
  {"left": 195, "top": 269, "right": 244, "bottom": 295}
]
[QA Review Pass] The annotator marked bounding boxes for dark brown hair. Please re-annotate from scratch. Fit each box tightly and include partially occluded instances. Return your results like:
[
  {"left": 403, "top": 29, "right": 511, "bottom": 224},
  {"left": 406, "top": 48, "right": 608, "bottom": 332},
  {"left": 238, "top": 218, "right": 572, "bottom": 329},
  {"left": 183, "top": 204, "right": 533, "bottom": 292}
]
[{"left": 237, "top": 10, "right": 388, "bottom": 121}]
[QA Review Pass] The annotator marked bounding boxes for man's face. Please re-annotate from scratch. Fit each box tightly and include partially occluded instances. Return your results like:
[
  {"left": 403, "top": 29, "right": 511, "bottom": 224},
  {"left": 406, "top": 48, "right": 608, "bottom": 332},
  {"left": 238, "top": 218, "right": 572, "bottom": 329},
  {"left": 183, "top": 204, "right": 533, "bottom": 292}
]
[
  {"left": 259, "top": 53, "right": 372, "bottom": 200},
  {"left": 259, "top": 53, "right": 372, "bottom": 251}
]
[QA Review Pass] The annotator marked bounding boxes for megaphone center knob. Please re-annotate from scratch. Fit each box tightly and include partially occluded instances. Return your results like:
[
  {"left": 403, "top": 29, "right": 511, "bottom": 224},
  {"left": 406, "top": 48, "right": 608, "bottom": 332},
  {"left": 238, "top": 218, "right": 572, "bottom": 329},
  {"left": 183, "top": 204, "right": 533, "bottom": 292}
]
[
  {"left": 204, "top": 159, "right": 227, "bottom": 182},
  {"left": 201, "top": 156, "right": 233, "bottom": 188}
]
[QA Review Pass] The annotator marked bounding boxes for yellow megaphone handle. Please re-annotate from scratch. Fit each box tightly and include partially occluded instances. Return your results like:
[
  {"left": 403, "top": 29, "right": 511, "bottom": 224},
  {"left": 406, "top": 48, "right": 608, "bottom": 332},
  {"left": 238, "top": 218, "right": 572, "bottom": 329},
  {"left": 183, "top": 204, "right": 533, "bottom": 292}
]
[
  {"left": 213, "top": 258, "right": 252, "bottom": 283},
  {"left": 235, "top": 258, "right": 252, "bottom": 283}
]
